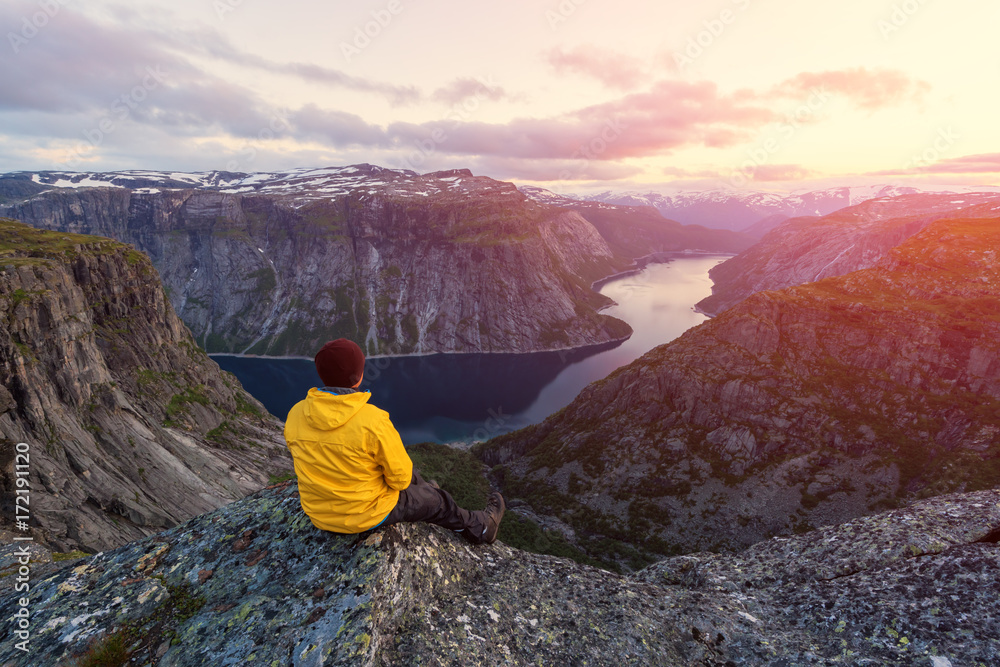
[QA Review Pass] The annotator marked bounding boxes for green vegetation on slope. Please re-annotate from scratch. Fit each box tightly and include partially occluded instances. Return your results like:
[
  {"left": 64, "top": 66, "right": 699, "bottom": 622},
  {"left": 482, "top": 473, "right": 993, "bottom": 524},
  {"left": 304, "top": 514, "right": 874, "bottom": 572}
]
[
  {"left": 474, "top": 215, "right": 1000, "bottom": 567},
  {"left": 0, "top": 217, "right": 108, "bottom": 255},
  {"left": 406, "top": 443, "right": 607, "bottom": 569}
]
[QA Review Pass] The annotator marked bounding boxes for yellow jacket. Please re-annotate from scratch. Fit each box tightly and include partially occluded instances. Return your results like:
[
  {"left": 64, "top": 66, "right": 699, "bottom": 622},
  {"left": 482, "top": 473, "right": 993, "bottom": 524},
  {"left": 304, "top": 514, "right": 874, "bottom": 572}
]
[{"left": 284, "top": 387, "right": 412, "bottom": 533}]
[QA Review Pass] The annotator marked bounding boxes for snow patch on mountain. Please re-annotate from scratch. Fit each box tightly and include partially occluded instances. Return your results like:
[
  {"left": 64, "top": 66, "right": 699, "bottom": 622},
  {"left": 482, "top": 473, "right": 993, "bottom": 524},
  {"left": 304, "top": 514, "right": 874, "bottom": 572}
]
[
  {"left": 519, "top": 183, "right": 1000, "bottom": 234},
  {"left": 6, "top": 165, "right": 514, "bottom": 205}
]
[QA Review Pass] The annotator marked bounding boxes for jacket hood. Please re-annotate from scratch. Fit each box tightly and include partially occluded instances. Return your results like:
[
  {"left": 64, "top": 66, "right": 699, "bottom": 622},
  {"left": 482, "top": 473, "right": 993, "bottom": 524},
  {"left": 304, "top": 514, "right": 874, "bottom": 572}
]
[{"left": 301, "top": 387, "right": 372, "bottom": 430}]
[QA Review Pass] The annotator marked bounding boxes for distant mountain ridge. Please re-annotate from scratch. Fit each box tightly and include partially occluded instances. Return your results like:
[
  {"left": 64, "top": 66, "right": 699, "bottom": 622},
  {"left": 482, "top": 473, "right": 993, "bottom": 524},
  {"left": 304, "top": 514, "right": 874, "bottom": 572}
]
[
  {"left": 522, "top": 183, "right": 1000, "bottom": 235},
  {"left": 0, "top": 165, "right": 747, "bottom": 358},
  {"left": 697, "top": 192, "right": 1000, "bottom": 316},
  {"left": 0, "top": 166, "right": 631, "bottom": 357},
  {"left": 6, "top": 165, "right": 502, "bottom": 203},
  {"left": 516, "top": 185, "right": 754, "bottom": 258}
]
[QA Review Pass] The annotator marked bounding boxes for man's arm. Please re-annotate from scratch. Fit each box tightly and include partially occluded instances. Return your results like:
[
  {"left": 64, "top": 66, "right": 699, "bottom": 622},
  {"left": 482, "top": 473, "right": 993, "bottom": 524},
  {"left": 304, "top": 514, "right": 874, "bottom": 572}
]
[{"left": 373, "top": 415, "right": 413, "bottom": 491}]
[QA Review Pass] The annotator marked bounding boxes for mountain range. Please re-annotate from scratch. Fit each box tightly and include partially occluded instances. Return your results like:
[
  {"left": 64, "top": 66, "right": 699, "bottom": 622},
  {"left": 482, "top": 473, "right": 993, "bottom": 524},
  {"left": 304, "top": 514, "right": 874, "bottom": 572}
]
[
  {"left": 523, "top": 183, "right": 1000, "bottom": 235},
  {"left": 1, "top": 166, "right": 999, "bottom": 663},
  {"left": 697, "top": 192, "right": 1000, "bottom": 316},
  {"left": 0, "top": 166, "right": 747, "bottom": 358}
]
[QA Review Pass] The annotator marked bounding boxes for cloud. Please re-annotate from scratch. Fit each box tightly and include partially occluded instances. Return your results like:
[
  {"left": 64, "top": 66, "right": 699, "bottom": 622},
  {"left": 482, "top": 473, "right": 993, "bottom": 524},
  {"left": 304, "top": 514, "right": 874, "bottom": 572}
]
[
  {"left": 1, "top": 4, "right": 193, "bottom": 114},
  {"left": 457, "top": 156, "right": 643, "bottom": 182},
  {"left": 873, "top": 153, "right": 1000, "bottom": 176},
  {"left": 0, "top": 3, "right": 288, "bottom": 140},
  {"left": 431, "top": 77, "right": 518, "bottom": 106},
  {"left": 915, "top": 153, "right": 1000, "bottom": 174},
  {"left": 661, "top": 166, "right": 729, "bottom": 179},
  {"left": 745, "top": 164, "right": 816, "bottom": 182},
  {"left": 282, "top": 79, "right": 781, "bottom": 182},
  {"left": 567, "top": 80, "right": 778, "bottom": 157},
  {"left": 0, "top": 3, "right": 949, "bottom": 189},
  {"left": 285, "top": 79, "right": 775, "bottom": 165},
  {"left": 290, "top": 105, "right": 390, "bottom": 148},
  {"left": 0, "top": 1, "right": 420, "bottom": 118},
  {"left": 771, "top": 67, "right": 930, "bottom": 111},
  {"left": 166, "top": 31, "right": 420, "bottom": 106},
  {"left": 2, "top": 4, "right": 780, "bottom": 176},
  {"left": 546, "top": 46, "right": 645, "bottom": 90}
]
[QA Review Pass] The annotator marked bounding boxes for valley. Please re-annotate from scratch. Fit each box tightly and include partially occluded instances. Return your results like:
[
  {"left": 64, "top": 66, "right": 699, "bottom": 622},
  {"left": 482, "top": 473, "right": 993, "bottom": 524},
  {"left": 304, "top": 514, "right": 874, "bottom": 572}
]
[
  {"left": 2, "top": 174, "right": 998, "bottom": 664},
  {"left": 478, "top": 211, "right": 1000, "bottom": 568},
  {"left": 7, "top": 4, "right": 1000, "bottom": 662}
]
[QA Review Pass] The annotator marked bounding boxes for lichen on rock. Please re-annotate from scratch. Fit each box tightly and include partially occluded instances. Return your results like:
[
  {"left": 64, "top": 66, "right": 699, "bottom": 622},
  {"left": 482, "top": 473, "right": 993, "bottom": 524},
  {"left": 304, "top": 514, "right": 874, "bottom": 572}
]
[{"left": 1, "top": 483, "right": 997, "bottom": 665}]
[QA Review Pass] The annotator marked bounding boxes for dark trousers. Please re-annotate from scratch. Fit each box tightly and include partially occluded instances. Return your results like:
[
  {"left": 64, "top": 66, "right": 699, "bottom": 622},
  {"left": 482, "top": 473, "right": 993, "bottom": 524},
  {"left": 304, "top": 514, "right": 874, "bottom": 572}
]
[{"left": 381, "top": 471, "right": 488, "bottom": 542}]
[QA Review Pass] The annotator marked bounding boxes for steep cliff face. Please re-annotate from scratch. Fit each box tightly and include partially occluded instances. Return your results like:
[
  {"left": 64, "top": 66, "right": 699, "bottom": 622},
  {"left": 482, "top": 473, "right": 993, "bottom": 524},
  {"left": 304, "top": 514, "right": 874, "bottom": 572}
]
[
  {"left": 697, "top": 192, "right": 1000, "bottom": 315},
  {"left": 0, "top": 167, "right": 637, "bottom": 356},
  {"left": 0, "top": 219, "right": 291, "bottom": 554},
  {"left": 480, "top": 214, "right": 1000, "bottom": 564},
  {"left": 1, "top": 481, "right": 996, "bottom": 666}
]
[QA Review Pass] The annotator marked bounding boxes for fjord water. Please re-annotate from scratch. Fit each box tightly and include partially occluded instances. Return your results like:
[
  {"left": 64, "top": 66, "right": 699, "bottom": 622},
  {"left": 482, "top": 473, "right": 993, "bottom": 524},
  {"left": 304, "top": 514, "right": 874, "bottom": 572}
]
[{"left": 212, "top": 255, "right": 728, "bottom": 444}]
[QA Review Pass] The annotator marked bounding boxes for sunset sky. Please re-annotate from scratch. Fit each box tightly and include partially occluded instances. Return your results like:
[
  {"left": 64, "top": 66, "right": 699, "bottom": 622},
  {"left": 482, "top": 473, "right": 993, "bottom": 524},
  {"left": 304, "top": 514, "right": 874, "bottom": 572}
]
[{"left": 2, "top": 0, "right": 999, "bottom": 192}]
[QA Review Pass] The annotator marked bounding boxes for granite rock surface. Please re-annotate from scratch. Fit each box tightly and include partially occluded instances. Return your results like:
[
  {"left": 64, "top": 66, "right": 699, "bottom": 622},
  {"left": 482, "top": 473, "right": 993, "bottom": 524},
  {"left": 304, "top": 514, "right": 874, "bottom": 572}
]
[{"left": 1, "top": 482, "right": 996, "bottom": 666}]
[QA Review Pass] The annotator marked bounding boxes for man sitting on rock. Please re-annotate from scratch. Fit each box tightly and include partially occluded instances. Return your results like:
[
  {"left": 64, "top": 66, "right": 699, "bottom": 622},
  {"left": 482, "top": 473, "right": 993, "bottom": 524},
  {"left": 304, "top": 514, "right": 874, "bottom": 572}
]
[{"left": 284, "top": 338, "right": 505, "bottom": 544}]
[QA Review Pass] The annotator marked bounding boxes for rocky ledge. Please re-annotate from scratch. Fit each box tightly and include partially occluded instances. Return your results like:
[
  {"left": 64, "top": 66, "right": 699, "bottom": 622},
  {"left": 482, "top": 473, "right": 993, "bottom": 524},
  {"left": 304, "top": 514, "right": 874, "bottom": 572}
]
[{"left": 0, "top": 481, "right": 996, "bottom": 666}]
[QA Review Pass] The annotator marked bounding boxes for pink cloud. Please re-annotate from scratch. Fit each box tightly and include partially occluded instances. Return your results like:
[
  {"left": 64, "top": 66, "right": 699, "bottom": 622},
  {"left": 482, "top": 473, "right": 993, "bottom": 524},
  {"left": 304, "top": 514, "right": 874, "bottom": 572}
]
[
  {"left": 563, "top": 80, "right": 778, "bottom": 158},
  {"left": 873, "top": 153, "right": 1000, "bottom": 176},
  {"left": 378, "top": 80, "right": 777, "bottom": 163},
  {"left": 918, "top": 153, "right": 1000, "bottom": 173},
  {"left": 771, "top": 67, "right": 930, "bottom": 111},
  {"left": 546, "top": 46, "right": 645, "bottom": 90},
  {"left": 746, "top": 164, "right": 816, "bottom": 182},
  {"left": 461, "top": 156, "right": 643, "bottom": 182},
  {"left": 661, "top": 166, "right": 729, "bottom": 179},
  {"left": 431, "top": 77, "right": 520, "bottom": 106}
]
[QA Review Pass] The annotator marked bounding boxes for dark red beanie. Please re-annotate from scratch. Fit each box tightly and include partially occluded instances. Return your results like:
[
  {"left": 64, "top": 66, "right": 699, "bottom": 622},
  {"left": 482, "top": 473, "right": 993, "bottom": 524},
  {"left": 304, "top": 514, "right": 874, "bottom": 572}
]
[{"left": 314, "top": 339, "right": 366, "bottom": 388}]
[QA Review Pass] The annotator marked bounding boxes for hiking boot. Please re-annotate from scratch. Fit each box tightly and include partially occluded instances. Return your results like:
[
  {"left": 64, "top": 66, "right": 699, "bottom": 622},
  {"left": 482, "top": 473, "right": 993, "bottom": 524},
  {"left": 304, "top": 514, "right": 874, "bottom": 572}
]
[{"left": 480, "top": 492, "right": 505, "bottom": 545}]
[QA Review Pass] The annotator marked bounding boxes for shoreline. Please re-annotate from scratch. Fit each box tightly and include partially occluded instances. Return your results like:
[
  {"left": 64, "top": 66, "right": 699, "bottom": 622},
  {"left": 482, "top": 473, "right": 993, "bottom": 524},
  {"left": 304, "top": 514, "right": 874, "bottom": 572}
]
[
  {"left": 692, "top": 304, "right": 715, "bottom": 318},
  {"left": 591, "top": 251, "right": 675, "bottom": 291},
  {"left": 209, "top": 251, "right": 733, "bottom": 363},
  {"left": 591, "top": 249, "right": 735, "bottom": 291},
  {"left": 209, "top": 334, "right": 632, "bottom": 362}
]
